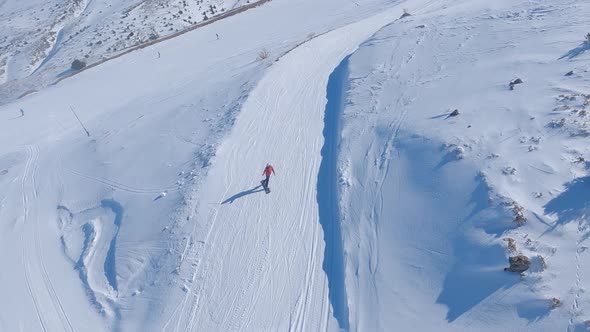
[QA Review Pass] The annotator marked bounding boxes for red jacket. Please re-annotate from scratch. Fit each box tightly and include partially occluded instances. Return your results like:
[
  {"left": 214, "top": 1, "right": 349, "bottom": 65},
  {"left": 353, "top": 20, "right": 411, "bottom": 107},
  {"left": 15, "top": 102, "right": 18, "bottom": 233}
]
[{"left": 263, "top": 165, "right": 275, "bottom": 177}]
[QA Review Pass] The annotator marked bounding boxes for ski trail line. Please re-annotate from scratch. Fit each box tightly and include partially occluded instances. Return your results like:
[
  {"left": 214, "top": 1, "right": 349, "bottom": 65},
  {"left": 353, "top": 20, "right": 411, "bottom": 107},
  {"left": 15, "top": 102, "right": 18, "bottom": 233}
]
[
  {"left": 20, "top": 145, "right": 48, "bottom": 332},
  {"left": 35, "top": 205, "right": 75, "bottom": 332},
  {"left": 20, "top": 145, "right": 74, "bottom": 331},
  {"left": 66, "top": 168, "right": 179, "bottom": 194},
  {"left": 31, "top": 144, "right": 75, "bottom": 331},
  {"left": 23, "top": 244, "right": 48, "bottom": 332}
]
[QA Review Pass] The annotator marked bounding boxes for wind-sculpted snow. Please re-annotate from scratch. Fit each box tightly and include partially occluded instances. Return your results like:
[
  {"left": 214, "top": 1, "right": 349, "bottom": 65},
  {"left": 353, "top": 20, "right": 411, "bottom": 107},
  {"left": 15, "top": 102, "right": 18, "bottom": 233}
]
[{"left": 57, "top": 201, "right": 124, "bottom": 328}]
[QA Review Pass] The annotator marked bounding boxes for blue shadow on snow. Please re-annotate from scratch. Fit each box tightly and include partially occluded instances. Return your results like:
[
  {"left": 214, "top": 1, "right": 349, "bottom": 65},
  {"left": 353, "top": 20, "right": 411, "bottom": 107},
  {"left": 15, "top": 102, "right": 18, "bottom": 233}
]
[
  {"left": 102, "top": 199, "right": 124, "bottom": 292},
  {"left": 543, "top": 176, "right": 590, "bottom": 239},
  {"left": 544, "top": 176, "right": 590, "bottom": 225},
  {"left": 516, "top": 299, "right": 551, "bottom": 322},
  {"left": 317, "top": 55, "right": 351, "bottom": 330},
  {"left": 222, "top": 186, "right": 264, "bottom": 204},
  {"left": 559, "top": 41, "right": 590, "bottom": 60},
  {"left": 436, "top": 175, "right": 519, "bottom": 322}
]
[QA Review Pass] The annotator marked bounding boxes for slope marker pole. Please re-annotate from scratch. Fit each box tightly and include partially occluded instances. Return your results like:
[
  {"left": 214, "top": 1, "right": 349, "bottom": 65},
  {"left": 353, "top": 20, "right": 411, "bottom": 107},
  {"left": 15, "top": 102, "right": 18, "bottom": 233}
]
[{"left": 69, "top": 105, "right": 90, "bottom": 137}]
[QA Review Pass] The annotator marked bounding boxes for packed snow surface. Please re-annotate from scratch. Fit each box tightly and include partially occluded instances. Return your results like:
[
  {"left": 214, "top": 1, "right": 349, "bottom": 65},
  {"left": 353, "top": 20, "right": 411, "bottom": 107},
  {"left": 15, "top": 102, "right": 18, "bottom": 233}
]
[{"left": 1, "top": 0, "right": 590, "bottom": 331}]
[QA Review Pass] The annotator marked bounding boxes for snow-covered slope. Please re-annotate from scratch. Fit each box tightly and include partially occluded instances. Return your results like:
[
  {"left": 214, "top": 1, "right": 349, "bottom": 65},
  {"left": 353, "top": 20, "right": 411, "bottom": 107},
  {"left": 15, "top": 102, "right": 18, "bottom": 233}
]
[
  {"left": 2, "top": 0, "right": 590, "bottom": 331},
  {"left": 338, "top": 0, "right": 590, "bottom": 330}
]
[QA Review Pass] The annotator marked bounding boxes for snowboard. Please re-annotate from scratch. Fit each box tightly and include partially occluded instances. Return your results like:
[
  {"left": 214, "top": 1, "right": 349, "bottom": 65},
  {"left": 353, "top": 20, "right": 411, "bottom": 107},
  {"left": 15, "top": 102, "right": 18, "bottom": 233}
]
[{"left": 261, "top": 180, "right": 270, "bottom": 194}]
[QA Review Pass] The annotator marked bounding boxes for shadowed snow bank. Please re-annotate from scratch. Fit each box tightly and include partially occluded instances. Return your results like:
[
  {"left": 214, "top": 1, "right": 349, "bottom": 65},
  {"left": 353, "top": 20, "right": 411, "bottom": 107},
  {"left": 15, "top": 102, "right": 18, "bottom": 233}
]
[{"left": 318, "top": 54, "right": 351, "bottom": 330}]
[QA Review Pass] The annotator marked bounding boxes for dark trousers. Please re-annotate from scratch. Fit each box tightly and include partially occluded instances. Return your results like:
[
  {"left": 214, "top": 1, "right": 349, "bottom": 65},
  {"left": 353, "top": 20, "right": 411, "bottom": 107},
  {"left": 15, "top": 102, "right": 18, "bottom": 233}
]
[{"left": 263, "top": 175, "right": 270, "bottom": 187}]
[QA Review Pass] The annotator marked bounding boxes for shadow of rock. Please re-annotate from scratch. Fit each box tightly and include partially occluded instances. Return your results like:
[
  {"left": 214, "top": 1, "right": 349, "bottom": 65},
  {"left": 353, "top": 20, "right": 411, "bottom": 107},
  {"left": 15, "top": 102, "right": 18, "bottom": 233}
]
[
  {"left": 437, "top": 241, "right": 519, "bottom": 321},
  {"left": 544, "top": 176, "right": 590, "bottom": 230},
  {"left": 516, "top": 299, "right": 551, "bottom": 322},
  {"left": 436, "top": 175, "right": 519, "bottom": 321}
]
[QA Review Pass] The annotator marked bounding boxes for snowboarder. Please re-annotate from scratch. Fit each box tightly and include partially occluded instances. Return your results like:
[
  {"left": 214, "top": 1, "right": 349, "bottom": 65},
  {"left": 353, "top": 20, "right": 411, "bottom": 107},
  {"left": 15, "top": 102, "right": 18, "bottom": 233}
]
[
  {"left": 261, "top": 163, "right": 275, "bottom": 193},
  {"left": 20, "top": 109, "right": 24, "bottom": 117}
]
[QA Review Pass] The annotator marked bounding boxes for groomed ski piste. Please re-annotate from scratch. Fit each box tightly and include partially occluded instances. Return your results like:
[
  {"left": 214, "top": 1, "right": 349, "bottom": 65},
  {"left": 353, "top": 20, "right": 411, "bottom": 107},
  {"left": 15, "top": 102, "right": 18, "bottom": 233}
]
[{"left": 1, "top": 0, "right": 590, "bottom": 331}]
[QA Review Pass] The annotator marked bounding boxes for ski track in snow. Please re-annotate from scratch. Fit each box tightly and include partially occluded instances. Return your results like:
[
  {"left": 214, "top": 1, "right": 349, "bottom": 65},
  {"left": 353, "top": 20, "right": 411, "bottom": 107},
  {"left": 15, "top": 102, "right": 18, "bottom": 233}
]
[
  {"left": 66, "top": 167, "right": 179, "bottom": 194},
  {"left": 20, "top": 144, "right": 75, "bottom": 332}
]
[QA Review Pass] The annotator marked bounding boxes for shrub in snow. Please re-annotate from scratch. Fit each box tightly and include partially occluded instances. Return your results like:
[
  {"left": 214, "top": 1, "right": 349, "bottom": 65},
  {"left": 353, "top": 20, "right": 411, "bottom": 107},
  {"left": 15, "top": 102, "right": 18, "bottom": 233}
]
[
  {"left": 487, "top": 153, "right": 500, "bottom": 159},
  {"left": 513, "top": 206, "right": 526, "bottom": 226},
  {"left": 550, "top": 297, "right": 561, "bottom": 309},
  {"left": 453, "top": 145, "right": 465, "bottom": 159},
  {"left": 503, "top": 238, "right": 517, "bottom": 253},
  {"left": 509, "top": 78, "right": 523, "bottom": 90},
  {"left": 258, "top": 49, "right": 269, "bottom": 60},
  {"left": 547, "top": 118, "right": 566, "bottom": 128},
  {"left": 586, "top": 33, "right": 590, "bottom": 43},
  {"left": 539, "top": 255, "right": 547, "bottom": 271},
  {"left": 71, "top": 59, "right": 86, "bottom": 70},
  {"left": 504, "top": 255, "right": 531, "bottom": 273},
  {"left": 574, "top": 156, "right": 586, "bottom": 164},
  {"left": 504, "top": 200, "right": 526, "bottom": 226},
  {"left": 502, "top": 166, "right": 516, "bottom": 175},
  {"left": 565, "top": 70, "right": 574, "bottom": 76},
  {"left": 400, "top": 9, "right": 411, "bottom": 19}
]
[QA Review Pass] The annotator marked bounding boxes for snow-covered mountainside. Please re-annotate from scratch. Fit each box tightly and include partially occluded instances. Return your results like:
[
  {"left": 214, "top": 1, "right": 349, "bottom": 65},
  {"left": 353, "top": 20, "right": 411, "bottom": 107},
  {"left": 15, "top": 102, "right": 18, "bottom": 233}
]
[
  {"left": 0, "top": 0, "right": 260, "bottom": 104},
  {"left": 1, "top": 0, "right": 590, "bottom": 331}
]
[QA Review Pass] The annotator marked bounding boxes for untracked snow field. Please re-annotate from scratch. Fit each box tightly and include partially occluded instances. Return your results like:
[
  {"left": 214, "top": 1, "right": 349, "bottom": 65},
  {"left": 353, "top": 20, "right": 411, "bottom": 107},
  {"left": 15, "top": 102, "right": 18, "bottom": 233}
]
[{"left": 1, "top": 0, "right": 590, "bottom": 331}]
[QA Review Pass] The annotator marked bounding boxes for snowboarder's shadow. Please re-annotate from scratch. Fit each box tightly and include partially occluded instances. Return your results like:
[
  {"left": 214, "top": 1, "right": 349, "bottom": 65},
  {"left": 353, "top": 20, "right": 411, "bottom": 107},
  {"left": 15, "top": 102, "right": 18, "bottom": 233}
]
[{"left": 222, "top": 185, "right": 264, "bottom": 204}]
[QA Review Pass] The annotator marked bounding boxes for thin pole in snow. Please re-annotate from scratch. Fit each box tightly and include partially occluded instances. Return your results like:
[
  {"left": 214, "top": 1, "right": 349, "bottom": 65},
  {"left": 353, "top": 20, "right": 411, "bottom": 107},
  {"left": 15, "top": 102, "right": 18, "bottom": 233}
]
[{"left": 70, "top": 105, "right": 90, "bottom": 137}]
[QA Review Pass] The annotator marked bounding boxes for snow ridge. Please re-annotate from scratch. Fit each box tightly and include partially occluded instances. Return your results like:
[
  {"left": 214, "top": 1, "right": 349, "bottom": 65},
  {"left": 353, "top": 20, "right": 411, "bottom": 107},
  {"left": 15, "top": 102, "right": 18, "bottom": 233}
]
[{"left": 318, "top": 54, "right": 351, "bottom": 329}]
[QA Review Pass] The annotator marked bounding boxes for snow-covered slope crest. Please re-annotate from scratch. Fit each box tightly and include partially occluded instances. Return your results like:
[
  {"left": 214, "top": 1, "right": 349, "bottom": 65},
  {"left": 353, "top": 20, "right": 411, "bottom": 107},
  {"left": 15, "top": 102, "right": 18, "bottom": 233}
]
[
  {"left": 0, "top": 0, "right": 261, "bottom": 104},
  {"left": 339, "top": 0, "right": 590, "bottom": 330}
]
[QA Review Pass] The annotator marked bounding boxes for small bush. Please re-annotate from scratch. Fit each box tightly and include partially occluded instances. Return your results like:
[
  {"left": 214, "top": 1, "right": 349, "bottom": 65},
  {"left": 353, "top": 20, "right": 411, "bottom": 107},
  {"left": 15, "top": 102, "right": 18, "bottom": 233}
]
[
  {"left": 258, "top": 49, "right": 269, "bottom": 60},
  {"left": 400, "top": 8, "right": 411, "bottom": 19},
  {"left": 539, "top": 255, "right": 547, "bottom": 271},
  {"left": 71, "top": 59, "right": 86, "bottom": 70},
  {"left": 550, "top": 297, "right": 561, "bottom": 309}
]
